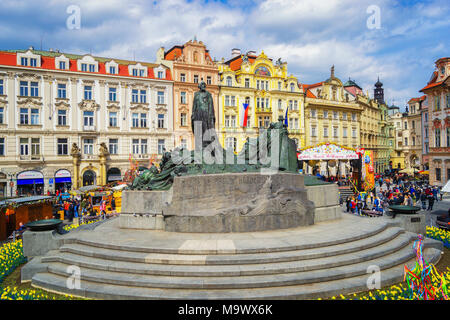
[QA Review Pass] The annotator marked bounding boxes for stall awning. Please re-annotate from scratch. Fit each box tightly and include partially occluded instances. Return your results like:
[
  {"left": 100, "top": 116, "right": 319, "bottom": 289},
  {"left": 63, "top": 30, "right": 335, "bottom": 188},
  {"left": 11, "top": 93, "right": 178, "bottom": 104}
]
[
  {"left": 55, "top": 177, "right": 72, "bottom": 183},
  {"left": 17, "top": 179, "right": 44, "bottom": 185},
  {"left": 298, "top": 143, "right": 359, "bottom": 161}
]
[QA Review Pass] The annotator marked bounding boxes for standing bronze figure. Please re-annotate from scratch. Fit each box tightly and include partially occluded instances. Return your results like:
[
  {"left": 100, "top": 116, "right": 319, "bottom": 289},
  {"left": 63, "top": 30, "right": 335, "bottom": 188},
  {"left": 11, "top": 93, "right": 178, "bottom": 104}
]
[{"left": 191, "top": 81, "right": 216, "bottom": 147}]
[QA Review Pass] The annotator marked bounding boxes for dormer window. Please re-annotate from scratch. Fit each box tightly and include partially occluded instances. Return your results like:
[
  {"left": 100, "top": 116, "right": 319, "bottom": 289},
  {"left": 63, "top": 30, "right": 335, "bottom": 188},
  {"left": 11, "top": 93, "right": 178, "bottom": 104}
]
[
  {"left": 132, "top": 69, "right": 138, "bottom": 77},
  {"left": 139, "top": 69, "right": 145, "bottom": 77},
  {"left": 30, "top": 58, "right": 37, "bottom": 67},
  {"left": 89, "top": 64, "right": 95, "bottom": 72},
  {"left": 55, "top": 54, "right": 69, "bottom": 70},
  {"left": 158, "top": 71, "right": 164, "bottom": 79},
  {"left": 441, "top": 67, "right": 446, "bottom": 75},
  {"left": 59, "top": 61, "right": 66, "bottom": 70},
  {"left": 17, "top": 50, "right": 41, "bottom": 68},
  {"left": 77, "top": 55, "right": 98, "bottom": 73},
  {"left": 109, "top": 66, "right": 116, "bottom": 74},
  {"left": 21, "top": 57, "right": 28, "bottom": 66},
  {"left": 81, "top": 63, "right": 88, "bottom": 72}
]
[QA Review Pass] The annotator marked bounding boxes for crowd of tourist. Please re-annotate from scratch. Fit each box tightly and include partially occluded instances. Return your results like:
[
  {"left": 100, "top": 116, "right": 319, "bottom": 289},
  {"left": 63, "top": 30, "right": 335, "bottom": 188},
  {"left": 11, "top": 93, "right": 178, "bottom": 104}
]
[
  {"left": 344, "top": 174, "right": 444, "bottom": 216},
  {"left": 52, "top": 190, "right": 115, "bottom": 222}
]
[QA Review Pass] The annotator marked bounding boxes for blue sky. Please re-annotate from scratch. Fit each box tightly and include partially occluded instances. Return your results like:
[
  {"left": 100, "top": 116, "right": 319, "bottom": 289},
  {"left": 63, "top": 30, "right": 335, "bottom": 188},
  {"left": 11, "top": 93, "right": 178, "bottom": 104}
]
[{"left": 0, "top": 0, "right": 448, "bottom": 109}]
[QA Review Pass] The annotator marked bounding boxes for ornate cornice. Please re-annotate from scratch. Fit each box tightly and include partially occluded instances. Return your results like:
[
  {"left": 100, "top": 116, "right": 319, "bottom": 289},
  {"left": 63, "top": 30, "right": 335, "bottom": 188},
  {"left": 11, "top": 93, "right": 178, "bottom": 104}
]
[
  {"left": 54, "top": 98, "right": 71, "bottom": 108},
  {"left": 17, "top": 96, "right": 43, "bottom": 106}
]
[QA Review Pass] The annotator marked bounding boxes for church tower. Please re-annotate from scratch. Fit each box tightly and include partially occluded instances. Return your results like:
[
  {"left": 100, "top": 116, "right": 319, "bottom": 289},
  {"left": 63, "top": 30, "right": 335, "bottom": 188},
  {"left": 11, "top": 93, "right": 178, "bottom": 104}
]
[{"left": 374, "top": 76, "right": 385, "bottom": 104}]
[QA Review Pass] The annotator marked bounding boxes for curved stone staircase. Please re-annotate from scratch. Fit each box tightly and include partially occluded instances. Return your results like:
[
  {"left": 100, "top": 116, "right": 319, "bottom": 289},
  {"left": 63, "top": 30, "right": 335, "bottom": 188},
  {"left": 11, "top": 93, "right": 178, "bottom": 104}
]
[{"left": 30, "top": 215, "right": 443, "bottom": 299}]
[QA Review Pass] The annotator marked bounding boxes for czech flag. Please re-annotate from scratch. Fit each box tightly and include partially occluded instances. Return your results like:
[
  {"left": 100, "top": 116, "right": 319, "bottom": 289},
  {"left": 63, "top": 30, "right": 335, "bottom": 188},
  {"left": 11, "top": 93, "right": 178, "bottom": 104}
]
[
  {"left": 240, "top": 103, "right": 250, "bottom": 127},
  {"left": 284, "top": 106, "right": 289, "bottom": 126}
]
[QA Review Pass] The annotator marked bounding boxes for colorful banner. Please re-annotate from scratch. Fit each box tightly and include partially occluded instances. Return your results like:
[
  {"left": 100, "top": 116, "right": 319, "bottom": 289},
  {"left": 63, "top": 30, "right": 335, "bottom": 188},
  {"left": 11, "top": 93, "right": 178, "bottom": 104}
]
[
  {"left": 297, "top": 143, "right": 359, "bottom": 160},
  {"left": 363, "top": 150, "right": 375, "bottom": 190}
]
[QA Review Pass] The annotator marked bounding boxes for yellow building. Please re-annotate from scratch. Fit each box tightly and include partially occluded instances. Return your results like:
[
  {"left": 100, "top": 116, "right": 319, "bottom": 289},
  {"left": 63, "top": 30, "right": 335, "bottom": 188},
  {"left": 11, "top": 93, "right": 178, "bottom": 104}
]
[
  {"left": 217, "top": 50, "right": 304, "bottom": 152},
  {"left": 301, "top": 67, "right": 363, "bottom": 175}
]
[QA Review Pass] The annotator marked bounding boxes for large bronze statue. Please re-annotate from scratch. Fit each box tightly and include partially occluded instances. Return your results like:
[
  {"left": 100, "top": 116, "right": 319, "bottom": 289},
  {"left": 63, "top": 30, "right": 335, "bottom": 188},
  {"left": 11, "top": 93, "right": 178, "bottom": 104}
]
[{"left": 191, "top": 80, "right": 216, "bottom": 148}]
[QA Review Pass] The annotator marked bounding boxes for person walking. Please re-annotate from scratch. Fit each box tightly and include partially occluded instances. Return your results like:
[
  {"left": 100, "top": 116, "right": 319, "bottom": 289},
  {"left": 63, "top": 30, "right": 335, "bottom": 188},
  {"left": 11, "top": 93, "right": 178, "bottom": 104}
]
[
  {"left": 420, "top": 192, "right": 427, "bottom": 210},
  {"left": 427, "top": 194, "right": 435, "bottom": 211}
]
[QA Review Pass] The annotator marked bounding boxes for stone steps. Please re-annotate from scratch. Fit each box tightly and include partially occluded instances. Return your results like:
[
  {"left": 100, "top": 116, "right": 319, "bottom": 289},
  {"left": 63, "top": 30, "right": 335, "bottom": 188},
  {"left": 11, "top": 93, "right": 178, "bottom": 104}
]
[
  {"left": 41, "top": 228, "right": 410, "bottom": 276},
  {"left": 41, "top": 237, "right": 416, "bottom": 289},
  {"left": 64, "top": 221, "right": 390, "bottom": 255},
  {"left": 31, "top": 247, "right": 442, "bottom": 299}
]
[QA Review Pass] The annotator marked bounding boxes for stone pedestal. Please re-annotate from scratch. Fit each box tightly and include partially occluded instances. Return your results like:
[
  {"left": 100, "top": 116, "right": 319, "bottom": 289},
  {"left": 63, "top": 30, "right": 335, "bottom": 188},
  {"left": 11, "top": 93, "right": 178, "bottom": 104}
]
[
  {"left": 305, "top": 184, "right": 341, "bottom": 222},
  {"left": 120, "top": 172, "right": 316, "bottom": 233},
  {"left": 383, "top": 213, "right": 427, "bottom": 235},
  {"left": 22, "top": 230, "right": 64, "bottom": 258}
]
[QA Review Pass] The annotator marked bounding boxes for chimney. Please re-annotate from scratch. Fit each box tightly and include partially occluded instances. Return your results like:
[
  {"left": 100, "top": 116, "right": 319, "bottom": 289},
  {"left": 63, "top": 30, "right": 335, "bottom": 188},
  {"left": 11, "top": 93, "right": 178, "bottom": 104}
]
[
  {"left": 247, "top": 51, "right": 256, "bottom": 56},
  {"left": 231, "top": 48, "right": 241, "bottom": 58}
]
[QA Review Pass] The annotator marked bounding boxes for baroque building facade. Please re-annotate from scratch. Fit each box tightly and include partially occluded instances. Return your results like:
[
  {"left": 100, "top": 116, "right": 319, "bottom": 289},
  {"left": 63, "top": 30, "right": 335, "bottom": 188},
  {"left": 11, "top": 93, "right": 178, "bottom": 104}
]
[
  {"left": 302, "top": 67, "right": 363, "bottom": 175},
  {"left": 420, "top": 57, "right": 450, "bottom": 185},
  {"left": 217, "top": 50, "right": 304, "bottom": 152},
  {"left": 156, "top": 39, "right": 219, "bottom": 151},
  {"left": 0, "top": 48, "right": 174, "bottom": 196}
]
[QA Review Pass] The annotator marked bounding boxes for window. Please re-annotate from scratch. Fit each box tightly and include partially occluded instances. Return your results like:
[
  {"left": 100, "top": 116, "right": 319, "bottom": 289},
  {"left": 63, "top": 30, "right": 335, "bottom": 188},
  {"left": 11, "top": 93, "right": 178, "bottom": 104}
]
[
  {"left": 231, "top": 96, "right": 236, "bottom": 107},
  {"left": 140, "top": 113, "right": 147, "bottom": 128},
  {"left": 83, "top": 111, "right": 94, "bottom": 127},
  {"left": 139, "top": 69, "right": 145, "bottom": 77},
  {"left": 20, "top": 81, "right": 28, "bottom": 96},
  {"left": 435, "top": 96, "right": 441, "bottom": 111},
  {"left": 158, "top": 71, "right": 164, "bottom": 79},
  {"left": 57, "top": 138, "right": 68, "bottom": 155},
  {"left": 311, "top": 109, "right": 316, "bottom": 118},
  {"left": 333, "top": 127, "right": 338, "bottom": 137},
  {"left": 158, "top": 114, "right": 165, "bottom": 128},
  {"left": 20, "top": 108, "right": 28, "bottom": 124},
  {"left": 0, "top": 79, "right": 3, "bottom": 95},
  {"left": 30, "top": 82, "right": 38, "bottom": 97},
  {"left": 57, "top": 84, "right": 66, "bottom": 99},
  {"left": 404, "top": 137, "right": 408, "bottom": 146},
  {"left": 435, "top": 128, "right": 441, "bottom": 147},
  {"left": 0, "top": 137, "right": 4, "bottom": 155},
  {"left": 141, "top": 139, "right": 148, "bottom": 154},
  {"left": 207, "top": 76, "right": 212, "bottom": 85},
  {"left": 132, "top": 69, "right": 138, "bottom": 77},
  {"left": 278, "top": 82, "right": 282, "bottom": 90},
  {"left": 57, "top": 110, "right": 67, "bottom": 126},
  {"left": 225, "top": 115, "right": 231, "bottom": 127},
  {"left": 89, "top": 64, "right": 95, "bottom": 72},
  {"left": 289, "top": 100, "right": 293, "bottom": 111},
  {"left": 83, "top": 138, "right": 94, "bottom": 154},
  {"left": 351, "top": 113, "right": 356, "bottom": 121},
  {"left": 447, "top": 128, "right": 450, "bottom": 147},
  {"left": 225, "top": 137, "right": 237, "bottom": 152},
  {"left": 264, "top": 116, "right": 270, "bottom": 128},
  {"left": 343, "top": 113, "right": 347, "bottom": 120},
  {"left": 20, "top": 138, "right": 29, "bottom": 155},
  {"left": 447, "top": 93, "right": 450, "bottom": 109},
  {"left": 225, "top": 96, "right": 230, "bottom": 107},
  {"left": 404, "top": 121, "right": 408, "bottom": 130},
  {"left": 109, "top": 87, "right": 117, "bottom": 102},
  {"left": 140, "top": 90, "right": 146, "bottom": 103},
  {"left": 412, "top": 137, "right": 415, "bottom": 146},
  {"left": 294, "top": 101, "right": 298, "bottom": 110},
  {"left": 109, "top": 66, "right": 116, "bottom": 74},
  {"left": 180, "top": 73, "right": 186, "bottom": 82},
  {"left": 181, "top": 139, "right": 187, "bottom": 149},
  {"left": 226, "top": 76, "right": 232, "bottom": 86},
  {"left": 31, "top": 138, "right": 40, "bottom": 156},
  {"left": 132, "top": 113, "right": 139, "bottom": 128},
  {"left": 131, "top": 89, "right": 139, "bottom": 103},
  {"left": 311, "top": 126, "right": 317, "bottom": 137},
  {"left": 194, "top": 75, "right": 199, "bottom": 84},
  {"left": 158, "top": 139, "right": 165, "bottom": 154},
  {"left": 290, "top": 83, "right": 295, "bottom": 92},
  {"left": 81, "top": 63, "right": 87, "bottom": 72},
  {"left": 0, "top": 107, "right": 3, "bottom": 124},
  {"left": 29, "top": 58, "right": 37, "bottom": 67},
  {"left": 323, "top": 127, "right": 328, "bottom": 137},
  {"left": 132, "top": 139, "right": 140, "bottom": 154},
  {"left": 180, "top": 92, "right": 187, "bottom": 104},
  {"left": 21, "top": 57, "right": 28, "bottom": 66},
  {"left": 323, "top": 110, "right": 328, "bottom": 118},
  {"left": 157, "top": 91, "right": 165, "bottom": 104},
  {"left": 230, "top": 115, "right": 237, "bottom": 127},
  {"left": 59, "top": 61, "right": 66, "bottom": 70},
  {"left": 180, "top": 113, "right": 187, "bottom": 127},
  {"left": 343, "top": 127, "right": 348, "bottom": 138},
  {"left": 109, "top": 139, "right": 118, "bottom": 155},
  {"left": 246, "top": 116, "right": 251, "bottom": 128},
  {"left": 352, "top": 128, "right": 357, "bottom": 138},
  {"left": 278, "top": 99, "right": 282, "bottom": 110},
  {"left": 84, "top": 86, "right": 92, "bottom": 100},
  {"left": 245, "top": 78, "right": 250, "bottom": 88},
  {"left": 109, "top": 112, "right": 118, "bottom": 127},
  {"left": 256, "top": 80, "right": 260, "bottom": 90},
  {"left": 333, "top": 111, "right": 338, "bottom": 120},
  {"left": 436, "top": 168, "right": 441, "bottom": 181}
]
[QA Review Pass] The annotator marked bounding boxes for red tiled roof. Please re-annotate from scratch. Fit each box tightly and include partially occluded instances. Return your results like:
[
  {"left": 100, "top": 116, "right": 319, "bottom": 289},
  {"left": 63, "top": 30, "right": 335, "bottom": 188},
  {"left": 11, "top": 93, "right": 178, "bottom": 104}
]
[
  {"left": 420, "top": 80, "right": 444, "bottom": 92},
  {"left": 226, "top": 55, "right": 257, "bottom": 71},
  {"left": 305, "top": 89, "right": 317, "bottom": 98},
  {"left": 0, "top": 50, "right": 172, "bottom": 81},
  {"left": 302, "top": 82, "right": 323, "bottom": 89}
]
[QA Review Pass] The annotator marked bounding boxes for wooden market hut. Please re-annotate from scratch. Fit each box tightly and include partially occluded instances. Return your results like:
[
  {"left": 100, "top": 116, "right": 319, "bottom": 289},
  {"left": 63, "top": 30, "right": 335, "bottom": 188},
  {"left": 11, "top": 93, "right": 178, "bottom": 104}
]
[{"left": 0, "top": 196, "right": 53, "bottom": 241}]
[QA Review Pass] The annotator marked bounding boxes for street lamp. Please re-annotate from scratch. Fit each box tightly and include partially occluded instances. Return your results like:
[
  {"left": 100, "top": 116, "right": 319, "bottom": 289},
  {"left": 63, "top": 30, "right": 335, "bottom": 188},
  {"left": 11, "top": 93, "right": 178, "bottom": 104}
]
[{"left": 7, "top": 172, "right": 14, "bottom": 198}]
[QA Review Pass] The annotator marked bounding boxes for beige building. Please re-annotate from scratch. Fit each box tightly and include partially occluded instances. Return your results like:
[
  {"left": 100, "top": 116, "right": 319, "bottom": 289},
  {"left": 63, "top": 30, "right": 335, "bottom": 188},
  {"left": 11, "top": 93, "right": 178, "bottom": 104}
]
[
  {"left": 157, "top": 39, "right": 219, "bottom": 150},
  {"left": 402, "top": 96, "right": 425, "bottom": 170},
  {"left": 0, "top": 48, "right": 174, "bottom": 196},
  {"left": 302, "top": 66, "right": 363, "bottom": 176}
]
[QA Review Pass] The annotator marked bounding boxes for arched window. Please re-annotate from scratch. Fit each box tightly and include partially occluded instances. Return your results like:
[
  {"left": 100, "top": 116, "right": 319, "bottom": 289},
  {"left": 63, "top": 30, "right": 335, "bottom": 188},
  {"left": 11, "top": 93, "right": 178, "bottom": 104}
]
[
  {"left": 226, "top": 76, "right": 232, "bottom": 86},
  {"left": 193, "top": 51, "right": 199, "bottom": 63},
  {"left": 245, "top": 97, "right": 250, "bottom": 105},
  {"left": 290, "top": 83, "right": 295, "bottom": 92}
]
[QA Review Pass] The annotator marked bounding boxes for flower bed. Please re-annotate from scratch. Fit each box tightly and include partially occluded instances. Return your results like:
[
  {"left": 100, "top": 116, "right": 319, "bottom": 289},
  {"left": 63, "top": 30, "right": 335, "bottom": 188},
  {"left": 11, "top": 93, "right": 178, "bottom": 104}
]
[{"left": 426, "top": 226, "right": 450, "bottom": 248}]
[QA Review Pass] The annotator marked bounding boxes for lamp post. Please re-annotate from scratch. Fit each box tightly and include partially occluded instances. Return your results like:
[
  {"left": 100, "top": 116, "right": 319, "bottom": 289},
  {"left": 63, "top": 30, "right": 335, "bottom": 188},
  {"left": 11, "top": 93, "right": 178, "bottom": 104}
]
[{"left": 7, "top": 172, "right": 14, "bottom": 198}]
